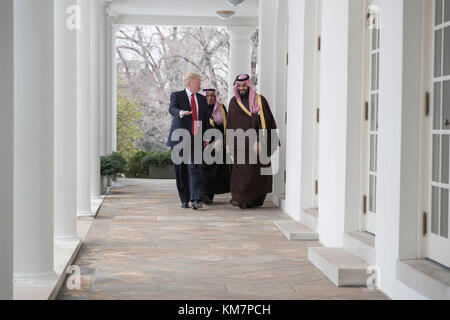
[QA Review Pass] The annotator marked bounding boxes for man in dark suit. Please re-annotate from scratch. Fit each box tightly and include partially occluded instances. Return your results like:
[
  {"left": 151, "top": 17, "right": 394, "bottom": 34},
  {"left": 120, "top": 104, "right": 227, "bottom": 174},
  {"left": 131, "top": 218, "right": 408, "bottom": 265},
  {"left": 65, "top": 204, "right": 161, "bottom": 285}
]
[{"left": 166, "top": 73, "right": 210, "bottom": 210}]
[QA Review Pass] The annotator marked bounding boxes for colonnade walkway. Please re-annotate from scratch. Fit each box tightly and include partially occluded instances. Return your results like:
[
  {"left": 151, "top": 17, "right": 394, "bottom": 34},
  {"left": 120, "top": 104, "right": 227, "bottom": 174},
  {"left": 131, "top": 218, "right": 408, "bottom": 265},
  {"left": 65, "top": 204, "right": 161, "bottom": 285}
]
[{"left": 57, "top": 179, "right": 388, "bottom": 300}]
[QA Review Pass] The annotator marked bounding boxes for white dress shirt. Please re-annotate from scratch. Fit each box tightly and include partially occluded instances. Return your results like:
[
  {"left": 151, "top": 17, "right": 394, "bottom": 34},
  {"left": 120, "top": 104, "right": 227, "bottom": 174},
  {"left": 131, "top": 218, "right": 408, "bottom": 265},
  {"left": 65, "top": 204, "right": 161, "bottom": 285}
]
[{"left": 180, "top": 88, "right": 199, "bottom": 118}]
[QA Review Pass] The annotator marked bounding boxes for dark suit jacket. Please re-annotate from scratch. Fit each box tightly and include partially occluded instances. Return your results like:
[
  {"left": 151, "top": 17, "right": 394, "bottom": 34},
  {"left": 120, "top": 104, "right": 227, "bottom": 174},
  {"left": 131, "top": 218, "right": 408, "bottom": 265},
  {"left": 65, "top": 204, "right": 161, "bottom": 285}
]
[{"left": 166, "top": 90, "right": 210, "bottom": 148}]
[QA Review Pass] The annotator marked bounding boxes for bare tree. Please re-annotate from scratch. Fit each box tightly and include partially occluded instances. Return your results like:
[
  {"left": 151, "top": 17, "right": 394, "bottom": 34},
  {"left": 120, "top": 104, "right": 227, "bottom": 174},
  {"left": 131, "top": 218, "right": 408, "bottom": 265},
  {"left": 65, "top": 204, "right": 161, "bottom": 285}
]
[{"left": 116, "top": 25, "right": 258, "bottom": 152}]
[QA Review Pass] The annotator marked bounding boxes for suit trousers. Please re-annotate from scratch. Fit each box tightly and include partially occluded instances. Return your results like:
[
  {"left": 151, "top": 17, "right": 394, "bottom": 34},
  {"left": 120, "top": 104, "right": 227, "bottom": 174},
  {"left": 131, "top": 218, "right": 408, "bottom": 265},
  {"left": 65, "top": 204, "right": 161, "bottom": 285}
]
[{"left": 173, "top": 146, "right": 204, "bottom": 203}]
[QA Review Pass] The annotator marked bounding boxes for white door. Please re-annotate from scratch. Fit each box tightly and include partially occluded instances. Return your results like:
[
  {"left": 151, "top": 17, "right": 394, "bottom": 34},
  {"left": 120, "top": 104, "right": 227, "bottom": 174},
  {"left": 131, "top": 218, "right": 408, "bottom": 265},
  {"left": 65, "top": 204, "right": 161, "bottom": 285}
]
[
  {"left": 426, "top": 0, "right": 450, "bottom": 267},
  {"left": 312, "top": 0, "right": 322, "bottom": 209},
  {"left": 362, "top": 5, "right": 380, "bottom": 235}
]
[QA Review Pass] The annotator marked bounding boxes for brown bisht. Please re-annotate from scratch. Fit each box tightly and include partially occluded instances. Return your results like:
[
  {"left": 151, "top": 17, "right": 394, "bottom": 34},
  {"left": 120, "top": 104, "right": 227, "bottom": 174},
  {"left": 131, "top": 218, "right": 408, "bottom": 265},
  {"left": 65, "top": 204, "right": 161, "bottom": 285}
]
[{"left": 226, "top": 94, "right": 279, "bottom": 208}]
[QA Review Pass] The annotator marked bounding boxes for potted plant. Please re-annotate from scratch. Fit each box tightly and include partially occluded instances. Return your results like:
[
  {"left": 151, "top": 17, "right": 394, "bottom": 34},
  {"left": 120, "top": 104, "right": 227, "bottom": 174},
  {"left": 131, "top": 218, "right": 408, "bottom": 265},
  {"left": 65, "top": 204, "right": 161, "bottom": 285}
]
[
  {"left": 100, "top": 152, "right": 127, "bottom": 194},
  {"left": 143, "top": 151, "right": 175, "bottom": 179},
  {"left": 100, "top": 155, "right": 115, "bottom": 194}
]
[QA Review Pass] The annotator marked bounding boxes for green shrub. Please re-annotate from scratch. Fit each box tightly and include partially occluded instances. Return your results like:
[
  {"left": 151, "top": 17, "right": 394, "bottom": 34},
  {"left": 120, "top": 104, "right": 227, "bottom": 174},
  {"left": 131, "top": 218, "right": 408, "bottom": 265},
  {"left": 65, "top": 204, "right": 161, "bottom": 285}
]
[
  {"left": 143, "top": 151, "right": 173, "bottom": 168},
  {"left": 101, "top": 152, "right": 128, "bottom": 176},
  {"left": 125, "top": 151, "right": 150, "bottom": 178},
  {"left": 100, "top": 156, "right": 115, "bottom": 176},
  {"left": 110, "top": 152, "right": 127, "bottom": 174}
]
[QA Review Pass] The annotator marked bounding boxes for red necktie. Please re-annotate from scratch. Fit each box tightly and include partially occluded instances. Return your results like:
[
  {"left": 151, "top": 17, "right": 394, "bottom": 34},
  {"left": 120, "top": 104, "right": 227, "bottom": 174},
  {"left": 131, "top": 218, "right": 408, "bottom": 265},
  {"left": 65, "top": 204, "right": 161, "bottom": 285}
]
[{"left": 191, "top": 94, "right": 198, "bottom": 135}]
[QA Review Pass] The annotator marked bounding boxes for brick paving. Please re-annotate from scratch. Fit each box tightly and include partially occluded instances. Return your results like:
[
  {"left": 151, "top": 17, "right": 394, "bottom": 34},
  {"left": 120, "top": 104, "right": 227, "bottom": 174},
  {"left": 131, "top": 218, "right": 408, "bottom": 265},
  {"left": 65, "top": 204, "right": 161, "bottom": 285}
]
[{"left": 57, "top": 179, "right": 388, "bottom": 300}]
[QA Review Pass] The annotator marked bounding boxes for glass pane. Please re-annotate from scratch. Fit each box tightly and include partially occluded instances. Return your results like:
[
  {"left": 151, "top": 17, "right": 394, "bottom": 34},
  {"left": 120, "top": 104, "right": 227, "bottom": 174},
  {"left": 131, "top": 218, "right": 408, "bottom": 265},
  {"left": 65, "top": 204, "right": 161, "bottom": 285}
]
[
  {"left": 433, "top": 135, "right": 441, "bottom": 182},
  {"left": 372, "top": 29, "right": 380, "bottom": 51},
  {"left": 369, "top": 175, "right": 375, "bottom": 213},
  {"left": 370, "top": 135, "right": 375, "bottom": 172},
  {"left": 432, "top": 186, "right": 440, "bottom": 235},
  {"left": 441, "top": 188, "right": 449, "bottom": 238},
  {"left": 375, "top": 94, "right": 379, "bottom": 131},
  {"left": 377, "top": 29, "right": 380, "bottom": 50},
  {"left": 444, "top": 27, "right": 450, "bottom": 76},
  {"left": 374, "top": 176, "right": 377, "bottom": 213},
  {"left": 376, "top": 53, "right": 380, "bottom": 90},
  {"left": 444, "top": 80, "right": 450, "bottom": 129},
  {"left": 445, "top": 0, "right": 450, "bottom": 22},
  {"left": 434, "top": 82, "right": 442, "bottom": 130},
  {"left": 435, "top": 29, "right": 442, "bottom": 78},
  {"left": 371, "top": 53, "right": 378, "bottom": 91},
  {"left": 370, "top": 94, "right": 378, "bottom": 131},
  {"left": 375, "top": 135, "right": 378, "bottom": 172},
  {"left": 436, "top": 0, "right": 443, "bottom": 25},
  {"left": 442, "top": 135, "right": 449, "bottom": 184}
]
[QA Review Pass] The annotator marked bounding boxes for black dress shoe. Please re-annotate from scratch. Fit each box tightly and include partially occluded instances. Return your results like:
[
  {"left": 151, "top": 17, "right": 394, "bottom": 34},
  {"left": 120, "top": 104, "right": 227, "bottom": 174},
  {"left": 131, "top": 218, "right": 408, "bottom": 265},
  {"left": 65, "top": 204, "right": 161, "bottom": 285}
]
[
  {"left": 230, "top": 200, "right": 239, "bottom": 207},
  {"left": 255, "top": 199, "right": 264, "bottom": 207},
  {"left": 192, "top": 201, "right": 203, "bottom": 210},
  {"left": 181, "top": 203, "right": 190, "bottom": 209},
  {"left": 201, "top": 195, "right": 212, "bottom": 205},
  {"left": 239, "top": 202, "right": 248, "bottom": 210}
]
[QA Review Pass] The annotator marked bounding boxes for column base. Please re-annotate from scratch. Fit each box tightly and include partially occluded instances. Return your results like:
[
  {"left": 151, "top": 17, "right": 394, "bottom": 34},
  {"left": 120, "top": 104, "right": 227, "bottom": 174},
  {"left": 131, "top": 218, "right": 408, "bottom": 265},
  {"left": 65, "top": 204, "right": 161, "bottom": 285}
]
[
  {"left": 77, "top": 210, "right": 94, "bottom": 217},
  {"left": 13, "top": 271, "right": 58, "bottom": 283},
  {"left": 13, "top": 235, "right": 85, "bottom": 300},
  {"left": 54, "top": 235, "right": 81, "bottom": 243}
]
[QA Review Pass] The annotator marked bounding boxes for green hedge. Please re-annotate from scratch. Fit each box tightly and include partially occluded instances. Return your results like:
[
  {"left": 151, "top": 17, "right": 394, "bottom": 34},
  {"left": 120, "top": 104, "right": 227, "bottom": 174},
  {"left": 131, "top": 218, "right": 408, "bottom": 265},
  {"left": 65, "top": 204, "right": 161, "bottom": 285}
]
[
  {"left": 143, "top": 150, "right": 173, "bottom": 167},
  {"left": 125, "top": 150, "right": 173, "bottom": 178},
  {"left": 125, "top": 151, "right": 149, "bottom": 178}
]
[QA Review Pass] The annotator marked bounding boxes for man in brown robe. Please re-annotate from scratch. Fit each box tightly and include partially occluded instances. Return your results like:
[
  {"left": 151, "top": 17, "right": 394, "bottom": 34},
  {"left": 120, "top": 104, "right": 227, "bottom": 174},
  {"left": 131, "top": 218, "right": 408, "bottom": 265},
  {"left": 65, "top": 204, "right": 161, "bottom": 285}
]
[
  {"left": 226, "top": 74, "right": 279, "bottom": 209},
  {"left": 201, "top": 88, "right": 231, "bottom": 204}
]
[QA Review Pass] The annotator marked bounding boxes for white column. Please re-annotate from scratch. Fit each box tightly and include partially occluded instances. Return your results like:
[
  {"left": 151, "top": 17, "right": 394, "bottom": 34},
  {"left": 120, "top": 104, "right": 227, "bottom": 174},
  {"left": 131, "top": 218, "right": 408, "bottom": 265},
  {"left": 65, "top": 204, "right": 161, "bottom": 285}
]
[
  {"left": 272, "top": 0, "right": 289, "bottom": 202},
  {"left": 54, "top": 0, "right": 79, "bottom": 241},
  {"left": 285, "top": 0, "right": 307, "bottom": 221},
  {"left": 91, "top": 0, "right": 101, "bottom": 198},
  {"left": 111, "top": 23, "right": 118, "bottom": 153},
  {"left": 317, "top": 0, "right": 365, "bottom": 247},
  {"left": 227, "top": 26, "right": 254, "bottom": 101},
  {"left": 99, "top": 2, "right": 109, "bottom": 156},
  {"left": 0, "top": 0, "right": 14, "bottom": 299},
  {"left": 376, "top": 0, "right": 427, "bottom": 299},
  {"left": 77, "top": 0, "right": 92, "bottom": 216},
  {"left": 13, "top": 0, "right": 56, "bottom": 280},
  {"left": 257, "top": 0, "right": 279, "bottom": 106},
  {"left": 106, "top": 14, "right": 118, "bottom": 154},
  {"left": 318, "top": 0, "right": 349, "bottom": 247},
  {"left": 106, "top": 10, "right": 117, "bottom": 154}
]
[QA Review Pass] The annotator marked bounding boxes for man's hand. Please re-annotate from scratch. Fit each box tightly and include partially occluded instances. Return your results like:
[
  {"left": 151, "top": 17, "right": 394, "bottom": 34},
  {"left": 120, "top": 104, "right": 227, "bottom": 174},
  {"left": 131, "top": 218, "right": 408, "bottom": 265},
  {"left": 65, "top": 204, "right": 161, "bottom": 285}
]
[
  {"left": 214, "top": 140, "right": 223, "bottom": 152},
  {"left": 180, "top": 110, "right": 193, "bottom": 118},
  {"left": 253, "top": 141, "right": 262, "bottom": 155},
  {"left": 203, "top": 141, "right": 210, "bottom": 149}
]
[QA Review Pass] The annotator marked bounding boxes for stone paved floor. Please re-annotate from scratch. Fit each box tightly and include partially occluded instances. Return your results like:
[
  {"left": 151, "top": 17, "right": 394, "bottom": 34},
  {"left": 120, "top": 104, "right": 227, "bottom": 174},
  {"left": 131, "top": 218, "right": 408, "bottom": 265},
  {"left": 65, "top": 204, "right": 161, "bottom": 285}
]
[{"left": 57, "top": 179, "right": 389, "bottom": 300}]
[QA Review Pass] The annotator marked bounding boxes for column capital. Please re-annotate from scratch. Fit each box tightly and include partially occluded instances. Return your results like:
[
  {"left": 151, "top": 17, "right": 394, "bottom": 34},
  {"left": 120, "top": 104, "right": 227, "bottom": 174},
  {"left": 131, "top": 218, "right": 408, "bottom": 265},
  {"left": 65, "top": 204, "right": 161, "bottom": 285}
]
[
  {"left": 107, "top": 6, "right": 118, "bottom": 27},
  {"left": 227, "top": 25, "right": 256, "bottom": 41}
]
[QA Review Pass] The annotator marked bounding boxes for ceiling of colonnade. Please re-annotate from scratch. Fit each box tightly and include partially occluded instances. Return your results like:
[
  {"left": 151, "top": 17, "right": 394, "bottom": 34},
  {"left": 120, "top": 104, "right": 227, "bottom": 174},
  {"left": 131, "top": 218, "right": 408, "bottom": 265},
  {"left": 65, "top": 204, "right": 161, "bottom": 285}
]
[{"left": 110, "top": 0, "right": 259, "bottom": 18}]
